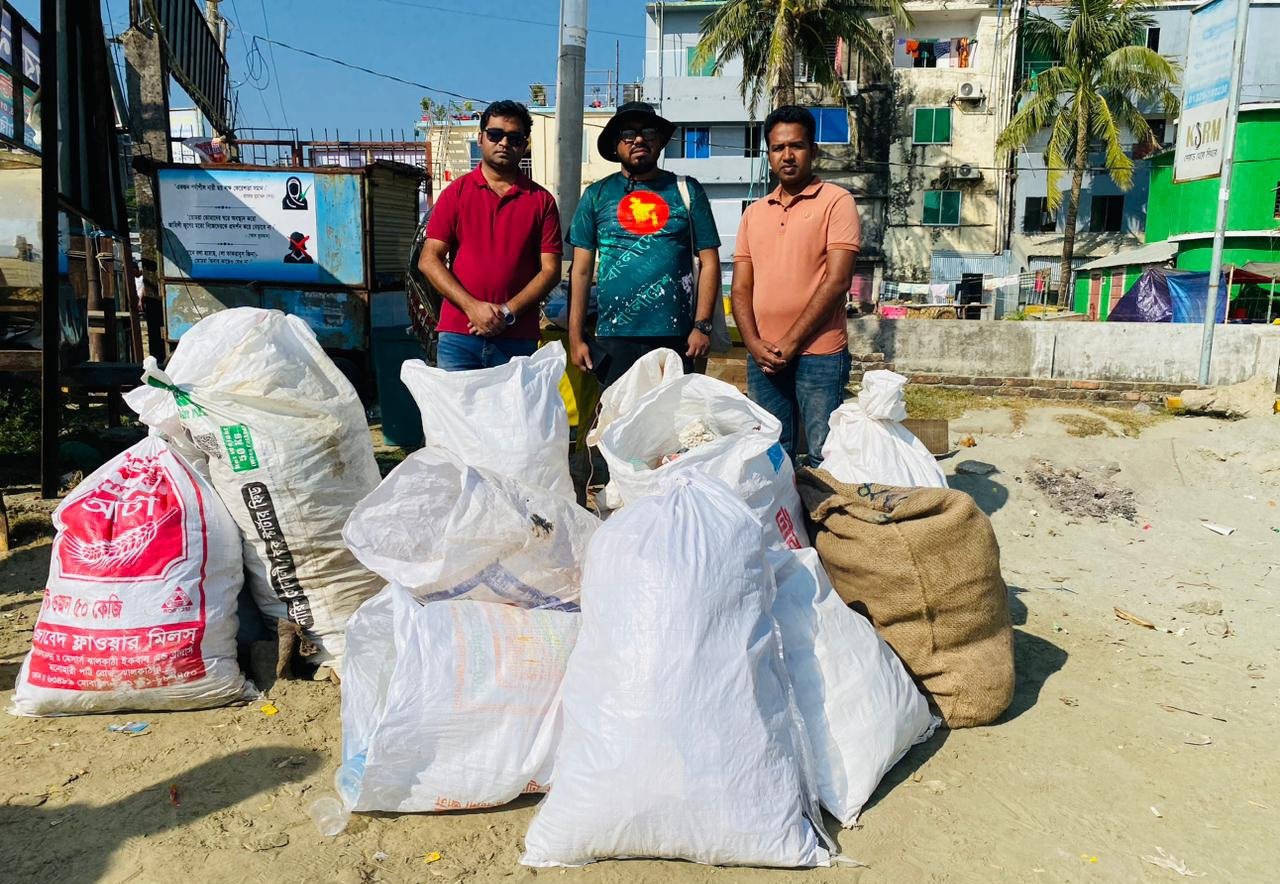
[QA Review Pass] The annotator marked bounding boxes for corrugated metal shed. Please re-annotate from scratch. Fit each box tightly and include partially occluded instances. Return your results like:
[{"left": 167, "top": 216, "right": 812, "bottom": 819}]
[
  {"left": 368, "top": 161, "right": 424, "bottom": 286},
  {"left": 1078, "top": 241, "right": 1177, "bottom": 272},
  {"left": 1027, "top": 254, "right": 1091, "bottom": 284},
  {"left": 930, "top": 250, "right": 1014, "bottom": 283}
]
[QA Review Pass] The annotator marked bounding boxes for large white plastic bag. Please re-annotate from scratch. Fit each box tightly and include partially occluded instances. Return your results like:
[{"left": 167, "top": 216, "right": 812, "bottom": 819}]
[
  {"left": 339, "top": 584, "right": 578, "bottom": 813},
  {"left": 521, "top": 474, "right": 829, "bottom": 869},
  {"left": 123, "top": 308, "right": 264, "bottom": 460},
  {"left": 585, "top": 346, "right": 684, "bottom": 447},
  {"left": 400, "top": 341, "right": 573, "bottom": 499},
  {"left": 597, "top": 374, "right": 809, "bottom": 550},
  {"left": 770, "top": 547, "right": 938, "bottom": 826},
  {"left": 343, "top": 449, "right": 596, "bottom": 610},
  {"left": 125, "top": 308, "right": 382, "bottom": 673},
  {"left": 821, "top": 370, "right": 947, "bottom": 488},
  {"left": 11, "top": 436, "right": 250, "bottom": 715}
]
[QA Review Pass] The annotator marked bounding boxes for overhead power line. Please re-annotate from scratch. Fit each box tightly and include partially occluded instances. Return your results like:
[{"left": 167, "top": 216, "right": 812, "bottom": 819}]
[
  {"left": 249, "top": 35, "right": 492, "bottom": 105},
  {"left": 257, "top": 0, "right": 291, "bottom": 127},
  {"left": 366, "top": 0, "right": 645, "bottom": 39}
]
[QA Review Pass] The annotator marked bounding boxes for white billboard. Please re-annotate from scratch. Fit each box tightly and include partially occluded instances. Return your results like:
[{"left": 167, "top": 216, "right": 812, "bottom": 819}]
[
  {"left": 1175, "top": 0, "right": 1238, "bottom": 182},
  {"left": 158, "top": 168, "right": 321, "bottom": 282}
]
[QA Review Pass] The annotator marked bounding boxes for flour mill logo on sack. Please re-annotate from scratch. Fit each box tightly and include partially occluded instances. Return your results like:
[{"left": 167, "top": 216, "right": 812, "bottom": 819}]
[
  {"left": 160, "top": 587, "right": 195, "bottom": 614},
  {"left": 57, "top": 453, "right": 186, "bottom": 581},
  {"left": 617, "top": 191, "right": 670, "bottom": 235}
]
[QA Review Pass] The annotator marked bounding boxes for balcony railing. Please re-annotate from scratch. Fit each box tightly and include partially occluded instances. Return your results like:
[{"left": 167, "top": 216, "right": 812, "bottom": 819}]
[{"left": 527, "top": 76, "right": 634, "bottom": 110}]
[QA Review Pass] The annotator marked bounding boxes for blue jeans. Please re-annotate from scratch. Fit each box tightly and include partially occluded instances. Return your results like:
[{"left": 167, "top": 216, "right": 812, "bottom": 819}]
[
  {"left": 747, "top": 350, "right": 851, "bottom": 466},
  {"left": 436, "top": 332, "right": 538, "bottom": 371}
]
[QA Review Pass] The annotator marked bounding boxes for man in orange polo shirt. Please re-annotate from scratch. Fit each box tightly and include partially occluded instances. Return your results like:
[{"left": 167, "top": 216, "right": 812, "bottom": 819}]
[{"left": 731, "top": 105, "right": 861, "bottom": 465}]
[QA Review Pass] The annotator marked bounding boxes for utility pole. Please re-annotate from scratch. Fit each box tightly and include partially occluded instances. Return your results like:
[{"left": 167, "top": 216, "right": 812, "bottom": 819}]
[
  {"left": 121, "top": 1, "right": 172, "bottom": 359},
  {"left": 205, "top": 0, "right": 226, "bottom": 52},
  {"left": 205, "top": 0, "right": 227, "bottom": 146},
  {"left": 40, "top": 0, "right": 60, "bottom": 497},
  {"left": 1198, "top": 0, "right": 1251, "bottom": 385},
  {"left": 555, "top": 0, "right": 587, "bottom": 235}
]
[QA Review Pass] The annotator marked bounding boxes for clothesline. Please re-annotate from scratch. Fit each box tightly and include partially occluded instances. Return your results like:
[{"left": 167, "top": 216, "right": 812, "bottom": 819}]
[
  {"left": 878, "top": 274, "right": 1030, "bottom": 302},
  {"left": 897, "top": 37, "right": 979, "bottom": 69}
]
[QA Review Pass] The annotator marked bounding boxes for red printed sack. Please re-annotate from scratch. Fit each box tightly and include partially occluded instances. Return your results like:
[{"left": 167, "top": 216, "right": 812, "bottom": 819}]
[{"left": 11, "top": 435, "right": 250, "bottom": 715}]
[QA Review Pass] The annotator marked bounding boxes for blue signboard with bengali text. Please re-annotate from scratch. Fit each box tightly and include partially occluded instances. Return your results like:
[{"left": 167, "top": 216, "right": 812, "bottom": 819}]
[{"left": 157, "top": 167, "right": 365, "bottom": 286}]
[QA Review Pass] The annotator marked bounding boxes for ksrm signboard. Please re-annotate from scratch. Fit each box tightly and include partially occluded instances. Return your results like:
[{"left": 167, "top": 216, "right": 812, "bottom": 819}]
[
  {"left": 1175, "top": 0, "right": 1238, "bottom": 182},
  {"left": 156, "top": 167, "right": 365, "bottom": 285}
]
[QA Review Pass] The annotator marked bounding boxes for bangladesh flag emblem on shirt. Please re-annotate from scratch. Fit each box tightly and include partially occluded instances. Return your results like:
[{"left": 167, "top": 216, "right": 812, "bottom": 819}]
[{"left": 617, "top": 192, "right": 670, "bottom": 235}]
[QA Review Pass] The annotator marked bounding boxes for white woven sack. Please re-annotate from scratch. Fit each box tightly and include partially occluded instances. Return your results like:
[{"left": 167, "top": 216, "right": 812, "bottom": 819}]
[
  {"left": 585, "top": 347, "right": 684, "bottom": 447},
  {"left": 400, "top": 341, "right": 573, "bottom": 499},
  {"left": 126, "top": 308, "right": 382, "bottom": 673},
  {"left": 597, "top": 373, "right": 809, "bottom": 550},
  {"left": 11, "top": 435, "right": 250, "bottom": 715},
  {"left": 338, "top": 585, "right": 578, "bottom": 813},
  {"left": 770, "top": 547, "right": 938, "bottom": 826},
  {"left": 821, "top": 370, "right": 947, "bottom": 488},
  {"left": 343, "top": 449, "right": 596, "bottom": 610},
  {"left": 521, "top": 473, "right": 830, "bottom": 869}
]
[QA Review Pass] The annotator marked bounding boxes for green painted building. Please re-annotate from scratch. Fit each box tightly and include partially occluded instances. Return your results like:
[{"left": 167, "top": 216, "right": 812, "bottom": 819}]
[
  {"left": 1073, "top": 242, "right": 1176, "bottom": 319},
  {"left": 1143, "top": 105, "right": 1280, "bottom": 316}
]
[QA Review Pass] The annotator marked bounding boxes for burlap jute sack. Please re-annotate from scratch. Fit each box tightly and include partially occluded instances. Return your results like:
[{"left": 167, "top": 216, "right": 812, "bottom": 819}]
[{"left": 796, "top": 469, "right": 1014, "bottom": 728}]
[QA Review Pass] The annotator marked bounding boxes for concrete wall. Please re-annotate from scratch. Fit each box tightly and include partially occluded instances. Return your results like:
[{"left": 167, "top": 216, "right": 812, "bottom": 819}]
[{"left": 847, "top": 317, "right": 1280, "bottom": 387}]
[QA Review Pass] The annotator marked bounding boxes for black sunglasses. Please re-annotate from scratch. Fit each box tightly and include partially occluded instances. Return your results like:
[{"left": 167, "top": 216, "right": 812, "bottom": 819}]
[
  {"left": 619, "top": 127, "right": 661, "bottom": 144},
  {"left": 484, "top": 127, "right": 528, "bottom": 147}
]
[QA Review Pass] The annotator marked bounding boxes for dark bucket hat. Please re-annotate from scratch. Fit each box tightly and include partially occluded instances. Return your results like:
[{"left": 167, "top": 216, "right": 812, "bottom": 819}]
[{"left": 597, "top": 101, "right": 676, "bottom": 162}]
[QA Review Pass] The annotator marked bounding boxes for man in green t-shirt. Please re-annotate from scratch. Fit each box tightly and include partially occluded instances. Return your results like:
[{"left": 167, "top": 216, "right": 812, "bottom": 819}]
[{"left": 567, "top": 101, "right": 722, "bottom": 388}]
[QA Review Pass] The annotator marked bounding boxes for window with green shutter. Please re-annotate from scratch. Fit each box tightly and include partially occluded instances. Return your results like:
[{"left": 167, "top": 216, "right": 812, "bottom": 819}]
[
  {"left": 923, "top": 190, "right": 961, "bottom": 225},
  {"left": 687, "top": 47, "right": 716, "bottom": 77},
  {"left": 912, "top": 107, "right": 952, "bottom": 144}
]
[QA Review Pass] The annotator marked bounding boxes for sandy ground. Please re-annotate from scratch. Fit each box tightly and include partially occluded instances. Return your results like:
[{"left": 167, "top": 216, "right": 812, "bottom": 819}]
[{"left": 1, "top": 404, "right": 1278, "bottom": 884}]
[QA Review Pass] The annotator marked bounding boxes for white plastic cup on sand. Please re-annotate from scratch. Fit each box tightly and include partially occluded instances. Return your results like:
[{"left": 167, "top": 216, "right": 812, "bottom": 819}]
[{"left": 308, "top": 795, "right": 350, "bottom": 836}]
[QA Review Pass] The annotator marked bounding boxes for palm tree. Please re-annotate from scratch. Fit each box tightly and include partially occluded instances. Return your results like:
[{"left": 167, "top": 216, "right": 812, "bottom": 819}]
[
  {"left": 695, "top": 0, "right": 911, "bottom": 114},
  {"left": 997, "top": 0, "right": 1179, "bottom": 306}
]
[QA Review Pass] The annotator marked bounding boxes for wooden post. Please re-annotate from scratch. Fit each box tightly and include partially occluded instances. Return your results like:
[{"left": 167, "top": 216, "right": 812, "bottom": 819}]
[
  {"left": 0, "top": 488, "right": 10, "bottom": 553},
  {"left": 122, "top": 250, "right": 146, "bottom": 362},
  {"left": 85, "top": 234, "right": 104, "bottom": 362},
  {"left": 1224, "top": 265, "right": 1234, "bottom": 324},
  {"left": 97, "top": 236, "right": 123, "bottom": 426},
  {"left": 121, "top": 14, "right": 172, "bottom": 360}
]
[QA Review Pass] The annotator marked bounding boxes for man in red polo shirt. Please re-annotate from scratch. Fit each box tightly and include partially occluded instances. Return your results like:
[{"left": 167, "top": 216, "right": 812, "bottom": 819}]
[{"left": 419, "top": 100, "right": 563, "bottom": 370}]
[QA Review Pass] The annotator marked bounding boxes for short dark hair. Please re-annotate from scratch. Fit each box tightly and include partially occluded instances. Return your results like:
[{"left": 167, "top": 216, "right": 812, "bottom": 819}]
[
  {"left": 763, "top": 105, "right": 816, "bottom": 145},
  {"left": 480, "top": 100, "right": 534, "bottom": 136}
]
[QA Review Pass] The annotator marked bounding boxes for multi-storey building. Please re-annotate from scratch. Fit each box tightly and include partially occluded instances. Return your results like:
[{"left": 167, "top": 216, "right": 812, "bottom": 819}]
[
  {"left": 644, "top": 1, "right": 891, "bottom": 304},
  {"left": 538, "top": 1, "right": 1278, "bottom": 314},
  {"left": 882, "top": 0, "right": 1022, "bottom": 288},
  {"left": 1007, "top": 0, "right": 1280, "bottom": 305}
]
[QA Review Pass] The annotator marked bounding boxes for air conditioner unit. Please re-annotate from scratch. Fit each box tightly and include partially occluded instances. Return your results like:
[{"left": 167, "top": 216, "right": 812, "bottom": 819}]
[
  {"left": 956, "top": 81, "right": 985, "bottom": 101},
  {"left": 841, "top": 79, "right": 858, "bottom": 97},
  {"left": 951, "top": 163, "right": 984, "bottom": 181}
]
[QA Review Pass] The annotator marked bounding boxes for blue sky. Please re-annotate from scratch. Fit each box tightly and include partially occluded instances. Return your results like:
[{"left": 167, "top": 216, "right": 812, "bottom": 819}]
[{"left": 11, "top": 0, "right": 649, "bottom": 136}]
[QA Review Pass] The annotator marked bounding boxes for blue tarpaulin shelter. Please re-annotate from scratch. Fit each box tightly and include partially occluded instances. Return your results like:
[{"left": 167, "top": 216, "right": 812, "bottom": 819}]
[{"left": 1107, "top": 268, "right": 1230, "bottom": 323}]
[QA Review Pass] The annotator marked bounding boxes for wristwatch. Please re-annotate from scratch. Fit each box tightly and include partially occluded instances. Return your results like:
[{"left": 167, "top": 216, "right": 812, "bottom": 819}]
[
  {"left": 500, "top": 304, "right": 517, "bottom": 326},
  {"left": 693, "top": 319, "right": 713, "bottom": 335}
]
